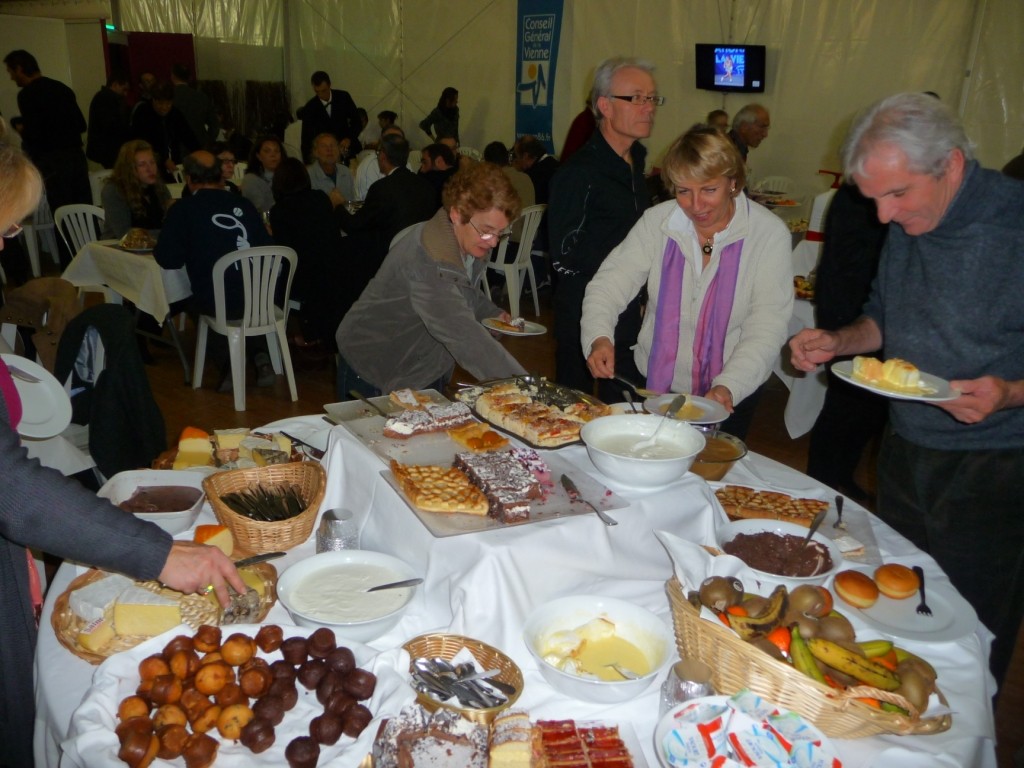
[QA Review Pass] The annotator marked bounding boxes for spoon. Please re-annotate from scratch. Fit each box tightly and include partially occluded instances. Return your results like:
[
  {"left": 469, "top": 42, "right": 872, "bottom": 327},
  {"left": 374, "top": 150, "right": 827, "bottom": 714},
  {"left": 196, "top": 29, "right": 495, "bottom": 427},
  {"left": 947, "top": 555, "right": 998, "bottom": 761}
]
[
  {"left": 622, "top": 390, "right": 639, "bottom": 413},
  {"left": 782, "top": 509, "right": 828, "bottom": 575},
  {"left": 631, "top": 394, "right": 687, "bottom": 453},
  {"left": 604, "top": 663, "right": 641, "bottom": 680},
  {"left": 833, "top": 494, "right": 847, "bottom": 530},
  {"left": 364, "top": 577, "right": 424, "bottom": 592},
  {"left": 613, "top": 374, "right": 657, "bottom": 399}
]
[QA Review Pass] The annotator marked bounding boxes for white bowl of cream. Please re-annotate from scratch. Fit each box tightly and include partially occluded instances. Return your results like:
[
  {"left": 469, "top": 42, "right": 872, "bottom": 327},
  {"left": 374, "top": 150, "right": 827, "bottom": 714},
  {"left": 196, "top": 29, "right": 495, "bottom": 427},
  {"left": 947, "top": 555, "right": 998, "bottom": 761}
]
[{"left": 277, "top": 550, "right": 418, "bottom": 642}]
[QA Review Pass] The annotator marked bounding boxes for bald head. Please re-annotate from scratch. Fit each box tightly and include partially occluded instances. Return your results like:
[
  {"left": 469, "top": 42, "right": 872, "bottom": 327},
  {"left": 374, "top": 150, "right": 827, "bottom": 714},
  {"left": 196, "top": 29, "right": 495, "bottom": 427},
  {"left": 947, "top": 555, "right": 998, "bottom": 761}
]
[{"left": 184, "top": 150, "right": 223, "bottom": 189}]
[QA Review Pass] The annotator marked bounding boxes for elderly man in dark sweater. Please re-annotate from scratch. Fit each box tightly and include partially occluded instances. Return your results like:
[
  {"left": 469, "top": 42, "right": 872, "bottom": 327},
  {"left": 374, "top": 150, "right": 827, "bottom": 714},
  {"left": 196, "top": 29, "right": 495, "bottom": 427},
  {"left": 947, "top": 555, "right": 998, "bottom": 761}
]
[{"left": 790, "top": 93, "right": 1024, "bottom": 691}]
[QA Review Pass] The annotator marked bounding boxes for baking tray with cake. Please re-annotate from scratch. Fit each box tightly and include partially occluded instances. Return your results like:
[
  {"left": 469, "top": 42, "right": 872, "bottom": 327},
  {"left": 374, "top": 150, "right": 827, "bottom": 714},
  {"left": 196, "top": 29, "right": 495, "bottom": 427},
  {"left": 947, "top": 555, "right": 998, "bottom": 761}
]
[{"left": 455, "top": 375, "right": 611, "bottom": 450}]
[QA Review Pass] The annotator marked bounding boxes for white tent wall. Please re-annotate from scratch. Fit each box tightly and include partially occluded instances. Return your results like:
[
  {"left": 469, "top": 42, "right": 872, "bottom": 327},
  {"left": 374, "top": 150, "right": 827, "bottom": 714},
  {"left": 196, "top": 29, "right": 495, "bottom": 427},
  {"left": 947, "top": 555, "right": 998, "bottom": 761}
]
[{"left": 3, "top": 0, "right": 1021, "bottom": 182}]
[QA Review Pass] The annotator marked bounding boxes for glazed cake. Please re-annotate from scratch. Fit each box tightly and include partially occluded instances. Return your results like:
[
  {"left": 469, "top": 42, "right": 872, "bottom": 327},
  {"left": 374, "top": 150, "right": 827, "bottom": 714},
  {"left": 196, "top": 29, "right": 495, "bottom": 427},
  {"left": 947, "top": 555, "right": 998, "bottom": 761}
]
[
  {"left": 383, "top": 402, "right": 476, "bottom": 438},
  {"left": 454, "top": 451, "right": 541, "bottom": 523},
  {"left": 373, "top": 705, "right": 487, "bottom": 768}
]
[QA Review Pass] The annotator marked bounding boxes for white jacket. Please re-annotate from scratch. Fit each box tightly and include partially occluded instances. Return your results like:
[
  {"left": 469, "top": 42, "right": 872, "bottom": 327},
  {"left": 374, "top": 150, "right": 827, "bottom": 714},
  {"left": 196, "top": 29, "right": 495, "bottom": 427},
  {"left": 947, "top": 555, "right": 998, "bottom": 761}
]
[{"left": 581, "top": 194, "right": 793, "bottom": 404}]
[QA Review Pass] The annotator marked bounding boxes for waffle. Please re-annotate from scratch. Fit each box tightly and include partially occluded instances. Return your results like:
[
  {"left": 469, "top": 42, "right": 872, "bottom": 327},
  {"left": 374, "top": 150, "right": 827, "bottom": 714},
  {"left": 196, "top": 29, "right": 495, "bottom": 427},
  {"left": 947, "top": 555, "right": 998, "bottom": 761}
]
[
  {"left": 715, "top": 485, "right": 829, "bottom": 527},
  {"left": 390, "top": 460, "right": 489, "bottom": 515}
]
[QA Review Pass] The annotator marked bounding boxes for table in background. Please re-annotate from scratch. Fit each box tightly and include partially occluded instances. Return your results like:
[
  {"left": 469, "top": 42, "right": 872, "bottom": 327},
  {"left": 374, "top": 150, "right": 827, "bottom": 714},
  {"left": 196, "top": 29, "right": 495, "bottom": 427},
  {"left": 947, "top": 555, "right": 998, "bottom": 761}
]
[
  {"left": 35, "top": 419, "right": 997, "bottom": 768},
  {"left": 61, "top": 241, "right": 193, "bottom": 382}
]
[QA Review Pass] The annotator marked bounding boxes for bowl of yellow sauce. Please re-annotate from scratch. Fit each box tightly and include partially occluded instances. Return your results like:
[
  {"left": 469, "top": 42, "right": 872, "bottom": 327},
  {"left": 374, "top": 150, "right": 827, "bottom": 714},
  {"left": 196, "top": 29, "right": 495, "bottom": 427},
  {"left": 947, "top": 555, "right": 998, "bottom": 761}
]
[
  {"left": 523, "top": 595, "right": 674, "bottom": 703},
  {"left": 689, "top": 432, "right": 747, "bottom": 481}
]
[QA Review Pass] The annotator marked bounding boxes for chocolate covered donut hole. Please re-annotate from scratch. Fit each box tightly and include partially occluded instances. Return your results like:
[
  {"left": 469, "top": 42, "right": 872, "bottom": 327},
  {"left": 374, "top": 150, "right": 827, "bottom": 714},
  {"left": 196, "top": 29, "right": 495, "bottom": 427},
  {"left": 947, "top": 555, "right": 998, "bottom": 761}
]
[
  {"left": 307, "top": 627, "right": 337, "bottom": 659},
  {"left": 280, "top": 637, "right": 309, "bottom": 666},
  {"left": 285, "top": 735, "right": 320, "bottom": 768},
  {"left": 252, "top": 694, "right": 286, "bottom": 726},
  {"left": 310, "top": 712, "right": 344, "bottom": 745},
  {"left": 239, "top": 718, "right": 276, "bottom": 754},
  {"left": 297, "top": 658, "right": 328, "bottom": 690}
]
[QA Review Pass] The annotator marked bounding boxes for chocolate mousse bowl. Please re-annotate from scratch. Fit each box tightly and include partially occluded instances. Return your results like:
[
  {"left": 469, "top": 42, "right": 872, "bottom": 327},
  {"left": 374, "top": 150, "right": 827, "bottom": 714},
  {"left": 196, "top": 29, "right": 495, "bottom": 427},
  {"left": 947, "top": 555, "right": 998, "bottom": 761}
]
[{"left": 715, "top": 519, "right": 842, "bottom": 587}]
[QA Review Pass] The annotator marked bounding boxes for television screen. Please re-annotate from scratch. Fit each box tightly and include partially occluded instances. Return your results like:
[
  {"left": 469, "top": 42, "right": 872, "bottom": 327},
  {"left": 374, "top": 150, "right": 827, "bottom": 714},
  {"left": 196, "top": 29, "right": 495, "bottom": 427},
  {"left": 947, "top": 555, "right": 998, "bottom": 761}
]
[{"left": 695, "top": 44, "right": 766, "bottom": 93}]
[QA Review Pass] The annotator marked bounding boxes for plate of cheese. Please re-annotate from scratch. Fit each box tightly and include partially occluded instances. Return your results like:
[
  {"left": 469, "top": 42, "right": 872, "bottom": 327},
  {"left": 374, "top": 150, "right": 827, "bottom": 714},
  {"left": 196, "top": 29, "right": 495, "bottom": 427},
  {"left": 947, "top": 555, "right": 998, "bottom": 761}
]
[
  {"left": 832, "top": 357, "right": 959, "bottom": 402},
  {"left": 51, "top": 563, "right": 277, "bottom": 663}
]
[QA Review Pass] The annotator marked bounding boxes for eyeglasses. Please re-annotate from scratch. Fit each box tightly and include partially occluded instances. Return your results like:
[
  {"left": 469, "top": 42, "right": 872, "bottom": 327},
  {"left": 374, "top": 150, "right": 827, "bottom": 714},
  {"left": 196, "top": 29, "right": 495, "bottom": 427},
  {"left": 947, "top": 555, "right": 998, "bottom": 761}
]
[
  {"left": 609, "top": 94, "right": 665, "bottom": 106},
  {"left": 218, "top": 157, "right": 237, "bottom": 165},
  {"left": 2, "top": 222, "right": 24, "bottom": 240},
  {"left": 468, "top": 219, "right": 511, "bottom": 242}
]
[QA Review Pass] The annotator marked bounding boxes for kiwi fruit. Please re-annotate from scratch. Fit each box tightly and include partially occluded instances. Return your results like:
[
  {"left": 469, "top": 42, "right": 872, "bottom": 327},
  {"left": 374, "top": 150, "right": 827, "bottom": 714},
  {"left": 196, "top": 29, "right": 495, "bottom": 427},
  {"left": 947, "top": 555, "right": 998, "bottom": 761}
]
[
  {"left": 895, "top": 668, "right": 933, "bottom": 713},
  {"left": 788, "top": 585, "right": 827, "bottom": 617},
  {"left": 698, "top": 576, "right": 744, "bottom": 612},
  {"left": 817, "top": 614, "right": 856, "bottom": 643}
]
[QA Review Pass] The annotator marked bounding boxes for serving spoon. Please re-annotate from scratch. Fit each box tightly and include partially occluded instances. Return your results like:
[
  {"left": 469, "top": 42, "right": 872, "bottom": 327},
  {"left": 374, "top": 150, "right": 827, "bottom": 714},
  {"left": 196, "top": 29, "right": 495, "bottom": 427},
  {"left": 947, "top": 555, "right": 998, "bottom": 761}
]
[
  {"left": 782, "top": 509, "right": 828, "bottom": 576},
  {"left": 630, "top": 394, "right": 687, "bottom": 454}
]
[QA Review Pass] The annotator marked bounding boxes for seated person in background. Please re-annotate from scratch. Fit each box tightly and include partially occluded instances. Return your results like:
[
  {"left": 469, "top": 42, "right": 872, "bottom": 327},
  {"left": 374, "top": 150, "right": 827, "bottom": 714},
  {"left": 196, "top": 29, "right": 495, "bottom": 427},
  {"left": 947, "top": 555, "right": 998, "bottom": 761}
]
[
  {"left": 0, "top": 142, "right": 244, "bottom": 768},
  {"left": 582, "top": 125, "right": 792, "bottom": 439},
  {"left": 241, "top": 135, "right": 286, "bottom": 215},
  {"left": 440, "top": 136, "right": 474, "bottom": 171},
  {"left": 155, "top": 150, "right": 276, "bottom": 389},
  {"left": 307, "top": 132, "right": 355, "bottom": 207},
  {"left": 129, "top": 80, "right": 201, "bottom": 182},
  {"left": 270, "top": 157, "right": 345, "bottom": 350},
  {"left": 418, "top": 142, "right": 458, "bottom": 208},
  {"left": 336, "top": 133, "right": 437, "bottom": 274},
  {"left": 513, "top": 135, "right": 559, "bottom": 204},
  {"left": 707, "top": 109, "right": 730, "bottom": 133},
  {"left": 355, "top": 124, "right": 405, "bottom": 199},
  {"left": 211, "top": 141, "right": 241, "bottom": 194},
  {"left": 483, "top": 140, "right": 535, "bottom": 266},
  {"left": 336, "top": 162, "right": 527, "bottom": 398},
  {"left": 100, "top": 139, "right": 170, "bottom": 239},
  {"left": 356, "top": 107, "right": 380, "bottom": 150}
]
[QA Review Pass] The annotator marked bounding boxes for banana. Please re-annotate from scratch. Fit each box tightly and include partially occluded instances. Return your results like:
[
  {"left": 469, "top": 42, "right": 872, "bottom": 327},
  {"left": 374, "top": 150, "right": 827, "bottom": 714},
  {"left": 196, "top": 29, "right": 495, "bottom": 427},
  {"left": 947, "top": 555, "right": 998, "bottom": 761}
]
[
  {"left": 790, "top": 625, "right": 826, "bottom": 684},
  {"left": 858, "top": 639, "right": 894, "bottom": 658},
  {"left": 727, "top": 584, "right": 788, "bottom": 640},
  {"left": 807, "top": 637, "right": 901, "bottom": 690}
]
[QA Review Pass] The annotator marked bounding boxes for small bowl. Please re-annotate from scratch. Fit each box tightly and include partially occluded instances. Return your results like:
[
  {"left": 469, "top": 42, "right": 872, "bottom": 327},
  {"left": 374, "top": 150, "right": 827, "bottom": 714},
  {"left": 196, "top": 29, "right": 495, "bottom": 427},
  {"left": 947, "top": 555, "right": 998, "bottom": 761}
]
[
  {"left": 690, "top": 432, "right": 747, "bottom": 481},
  {"left": 579, "top": 414, "right": 705, "bottom": 489},
  {"left": 277, "top": 550, "right": 417, "bottom": 642},
  {"left": 716, "top": 519, "right": 842, "bottom": 586},
  {"left": 523, "top": 595, "right": 673, "bottom": 704},
  {"left": 97, "top": 469, "right": 205, "bottom": 534}
]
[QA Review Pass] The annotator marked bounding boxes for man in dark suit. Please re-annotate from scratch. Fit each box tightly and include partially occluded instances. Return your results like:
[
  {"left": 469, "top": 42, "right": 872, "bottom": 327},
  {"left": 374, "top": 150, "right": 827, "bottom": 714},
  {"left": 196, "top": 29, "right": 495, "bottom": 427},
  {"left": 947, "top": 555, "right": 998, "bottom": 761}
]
[
  {"left": 335, "top": 134, "right": 437, "bottom": 319},
  {"left": 86, "top": 70, "right": 131, "bottom": 169},
  {"left": 513, "top": 134, "right": 559, "bottom": 204},
  {"left": 299, "top": 70, "right": 360, "bottom": 162}
]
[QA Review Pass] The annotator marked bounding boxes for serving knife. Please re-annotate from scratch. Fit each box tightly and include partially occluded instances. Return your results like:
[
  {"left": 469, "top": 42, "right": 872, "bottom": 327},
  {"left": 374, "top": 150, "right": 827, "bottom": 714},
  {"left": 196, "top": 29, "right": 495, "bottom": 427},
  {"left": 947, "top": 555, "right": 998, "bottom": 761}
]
[
  {"left": 349, "top": 389, "right": 389, "bottom": 418},
  {"left": 6, "top": 364, "right": 41, "bottom": 383},
  {"left": 233, "top": 551, "right": 287, "bottom": 568},
  {"left": 279, "top": 430, "right": 325, "bottom": 460},
  {"left": 560, "top": 474, "right": 618, "bottom": 526}
]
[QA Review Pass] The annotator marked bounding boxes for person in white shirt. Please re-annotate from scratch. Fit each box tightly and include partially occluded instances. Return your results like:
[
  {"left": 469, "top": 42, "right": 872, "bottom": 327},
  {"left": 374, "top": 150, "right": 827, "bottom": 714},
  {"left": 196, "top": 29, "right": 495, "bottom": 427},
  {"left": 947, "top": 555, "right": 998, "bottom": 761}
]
[{"left": 307, "top": 132, "right": 355, "bottom": 207}]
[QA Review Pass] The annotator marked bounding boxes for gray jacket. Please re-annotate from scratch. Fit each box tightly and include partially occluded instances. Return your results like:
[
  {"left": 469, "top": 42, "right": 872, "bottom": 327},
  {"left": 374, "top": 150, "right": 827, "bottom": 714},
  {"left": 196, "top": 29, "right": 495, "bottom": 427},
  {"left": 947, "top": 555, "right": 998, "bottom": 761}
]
[{"left": 336, "top": 209, "right": 527, "bottom": 392}]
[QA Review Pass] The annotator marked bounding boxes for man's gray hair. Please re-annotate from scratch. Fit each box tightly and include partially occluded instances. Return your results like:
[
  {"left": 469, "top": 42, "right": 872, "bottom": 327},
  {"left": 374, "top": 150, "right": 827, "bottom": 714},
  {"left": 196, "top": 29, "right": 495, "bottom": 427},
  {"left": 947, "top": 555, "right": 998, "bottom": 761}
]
[
  {"left": 183, "top": 153, "right": 222, "bottom": 185},
  {"left": 732, "top": 104, "right": 767, "bottom": 129},
  {"left": 590, "top": 57, "right": 655, "bottom": 119},
  {"left": 842, "top": 92, "right": 974, "bottom": 178},
  {"left": 380, "top": 134, "right": 410, "bottom": 168}
]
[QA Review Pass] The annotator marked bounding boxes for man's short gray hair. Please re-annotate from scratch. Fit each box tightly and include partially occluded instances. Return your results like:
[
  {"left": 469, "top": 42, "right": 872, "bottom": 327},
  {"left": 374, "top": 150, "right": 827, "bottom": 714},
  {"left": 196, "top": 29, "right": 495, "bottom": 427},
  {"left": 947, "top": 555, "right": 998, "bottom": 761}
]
[
  {"left": 183, "top": 153, "right": 222, "bottom": 185},
  {"left": 380, "top": 134, "right": 410, "bottom": 168},
  {"left": 590, "top": 57, "right": 655, "bottom": 119},
  {"left": 842, "top": 92, "right": 974, "bottom": 178},
  {"left": 732, "top": 104, "right": 767, "bottom": 130}
]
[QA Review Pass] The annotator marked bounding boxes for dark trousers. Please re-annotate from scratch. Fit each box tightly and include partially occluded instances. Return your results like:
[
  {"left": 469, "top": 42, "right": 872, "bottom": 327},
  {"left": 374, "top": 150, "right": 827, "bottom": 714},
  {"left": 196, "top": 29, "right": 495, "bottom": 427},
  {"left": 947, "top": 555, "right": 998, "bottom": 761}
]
[
  {"left": 806, "top": 371, "right": 888, "bottom": 492},
  {"left": 877, "top": 430, "right": 1024, "bottom": 690},
  {"left": 335, "top": 355, "right": 448, "bottom": 402},
  {"left": 553, "top": 272, "right": 643, "bottom": 401}
]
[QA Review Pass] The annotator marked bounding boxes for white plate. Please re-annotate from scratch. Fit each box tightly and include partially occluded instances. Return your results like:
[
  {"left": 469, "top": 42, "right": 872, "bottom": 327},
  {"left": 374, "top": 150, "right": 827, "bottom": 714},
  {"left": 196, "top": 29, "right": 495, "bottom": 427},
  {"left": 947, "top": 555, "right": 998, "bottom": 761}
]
[
  {"left": 833, "top": 572, "right": 979, "bottom": 642},
  {"left": 2, "top": 354, "right": 72, "bottom": 439},
  {"left": 831, "top": 360, "right": 959, "bottom": 402},
  {"left": 258, "top": 414, "right": 334, "bottom": 453},
  {"left": 482, "top": 317, "right": 547, "bottom": 336},
  {"left": 643, "top": 393, "right": 729, "bottom": 425}
]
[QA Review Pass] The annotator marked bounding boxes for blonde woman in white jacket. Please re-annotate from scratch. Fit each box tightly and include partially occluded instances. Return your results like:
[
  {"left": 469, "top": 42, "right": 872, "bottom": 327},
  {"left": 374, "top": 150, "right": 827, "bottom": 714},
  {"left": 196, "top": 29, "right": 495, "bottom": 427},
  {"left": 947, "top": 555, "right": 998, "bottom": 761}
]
[{"left": 582, "top": 125, "right": 793, "bottom": 438}]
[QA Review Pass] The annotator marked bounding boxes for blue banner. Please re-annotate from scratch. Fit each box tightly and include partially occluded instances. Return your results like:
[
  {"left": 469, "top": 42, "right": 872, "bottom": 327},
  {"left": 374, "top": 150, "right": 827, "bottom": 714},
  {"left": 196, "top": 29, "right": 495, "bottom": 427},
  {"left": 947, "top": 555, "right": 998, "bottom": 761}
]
[{"left": 515, "top": 0, "right": 563, "bottom": 154}]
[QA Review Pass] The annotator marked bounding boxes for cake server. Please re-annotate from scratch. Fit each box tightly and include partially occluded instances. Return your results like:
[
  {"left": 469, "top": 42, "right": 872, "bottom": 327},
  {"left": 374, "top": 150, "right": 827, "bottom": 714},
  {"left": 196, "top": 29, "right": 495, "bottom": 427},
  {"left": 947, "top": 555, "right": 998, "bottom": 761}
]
[
  {"left": 561, "top": 474, "right": 618, "bottom": 526},
  {"left": 6, "top": 364, "right": 41, "bottom": 383},
  {"left": 349, "top": 389, "right": 389, "bottom": 418}
]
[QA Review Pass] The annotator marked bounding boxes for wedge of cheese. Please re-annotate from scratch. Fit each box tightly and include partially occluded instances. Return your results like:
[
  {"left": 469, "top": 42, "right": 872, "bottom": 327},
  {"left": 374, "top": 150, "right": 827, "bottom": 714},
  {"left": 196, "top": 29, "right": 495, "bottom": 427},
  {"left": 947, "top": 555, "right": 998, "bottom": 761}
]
[
  {"left": 112, "top": 585, "right": 181, "bottom": 637},
  {"left": 69, "top": 573, "right": 132, "bottom": 622},
  {"left": 78, "top": 617, "right": 116, "bottom": 652},
  {"left": 194, "top": 524, "right": 233, "bottom": 556},
  {"left": 214, "top": 427, "right": 248, "bottom": 450},
  {"left": 174, "top": 426, "right": 213, "bottom": 469}
]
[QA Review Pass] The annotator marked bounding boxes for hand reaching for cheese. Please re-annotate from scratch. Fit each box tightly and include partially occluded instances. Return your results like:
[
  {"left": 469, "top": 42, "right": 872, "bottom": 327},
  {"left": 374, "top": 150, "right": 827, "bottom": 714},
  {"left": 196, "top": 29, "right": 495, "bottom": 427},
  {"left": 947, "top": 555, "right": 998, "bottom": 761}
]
[{"left": 159, "top": 542, "right": 248, "bottom": 609}]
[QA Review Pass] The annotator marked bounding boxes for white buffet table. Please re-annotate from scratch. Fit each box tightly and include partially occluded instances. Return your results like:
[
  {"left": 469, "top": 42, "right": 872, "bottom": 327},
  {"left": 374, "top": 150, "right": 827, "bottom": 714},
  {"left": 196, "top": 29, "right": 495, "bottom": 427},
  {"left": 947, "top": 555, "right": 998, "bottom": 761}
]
[{"left": 35, "top": 417, "right": 997, "bottom": 768}]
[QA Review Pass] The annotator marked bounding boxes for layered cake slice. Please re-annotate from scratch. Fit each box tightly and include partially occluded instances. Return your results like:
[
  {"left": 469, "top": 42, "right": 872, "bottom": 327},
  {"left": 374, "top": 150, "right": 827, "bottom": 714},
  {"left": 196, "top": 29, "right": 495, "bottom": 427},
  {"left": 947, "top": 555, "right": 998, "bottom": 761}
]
[
  {"left": 454, "top": 451, "right": 541, "bottom": 523},
  {"left": 383, "top": 402, "right": 475, "bottom": 438}
]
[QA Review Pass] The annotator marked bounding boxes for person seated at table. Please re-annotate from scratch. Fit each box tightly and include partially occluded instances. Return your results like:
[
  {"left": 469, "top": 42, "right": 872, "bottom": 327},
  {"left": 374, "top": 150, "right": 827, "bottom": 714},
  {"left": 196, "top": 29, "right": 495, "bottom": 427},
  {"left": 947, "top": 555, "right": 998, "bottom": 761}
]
[
  {"left": 0, "top": 139, "right": 246, "bottom": 768},
  {"left": 582, "top": 125, "right": 792, "bottom": 439},
  {"left": 241, "top": 134, "right": 286, "bottom": 216},
  {"left": 307, "top": 132, "right": 356, "bottom": 208},
  {"left": 270, "top": 157, "right": 345, "bottom": 352},
  {"left": 418, "top": 142, "right": 458, "bottom": 208},
  {"left": 180, "top": 141, "right": 241, "bottom": 199},
  {"left": 129, "top": 80, "right": 202, "bottom": 182},
  {"left": 100, "top": 139, "right": 171, "bottom": 239},
  {"left": 354, "top": 124, "right": 405, "bottom": 199},
  {"left": 156, "top": 150, "right": 277, "bottom": 390},
  {"left": 335, "top": 162, "right": 528, "bottom": 398}
]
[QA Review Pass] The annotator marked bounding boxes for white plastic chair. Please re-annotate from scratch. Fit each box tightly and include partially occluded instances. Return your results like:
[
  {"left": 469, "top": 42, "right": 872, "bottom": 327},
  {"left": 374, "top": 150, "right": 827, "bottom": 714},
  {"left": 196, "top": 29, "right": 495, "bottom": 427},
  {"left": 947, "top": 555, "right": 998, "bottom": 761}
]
[
  {"left": 54, "top": 205, "right": 105, "bottom": 255},
  {"left": 481, "top": 204, "right": 546, "bottom": 317},
  {"left": 89, "top": 169, "right": 112, "bottom": 206},
  {"left": 20, "top": 190, "right": 59, "bottom": 277},
  {"left": 233, "top": 161, "right": 248, "bottom": 183},
  {"left": 791, "top": 188, "right": 838, "bottom": 277},
  {"left": 754, "top": 176, "right": 794, "bottom": 194},
  {"left": 192, "top": 245, "right": 298, "bottom": 411}
]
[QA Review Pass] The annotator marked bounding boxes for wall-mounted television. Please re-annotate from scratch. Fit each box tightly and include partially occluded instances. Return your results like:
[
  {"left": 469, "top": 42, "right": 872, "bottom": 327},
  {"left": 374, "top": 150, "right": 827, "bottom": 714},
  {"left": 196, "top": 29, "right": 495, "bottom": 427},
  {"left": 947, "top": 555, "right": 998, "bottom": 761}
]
[{"left": 695, "top": 44, "right": 766, "bottom": 93}]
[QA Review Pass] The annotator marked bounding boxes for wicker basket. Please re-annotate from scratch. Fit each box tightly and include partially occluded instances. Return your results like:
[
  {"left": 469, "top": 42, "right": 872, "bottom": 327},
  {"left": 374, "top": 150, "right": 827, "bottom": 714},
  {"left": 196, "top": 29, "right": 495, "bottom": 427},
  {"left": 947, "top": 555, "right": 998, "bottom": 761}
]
[
  {"left": 203, "top": 462, "right": 325, "bottom": 554},
  {"left": 666, "top": 577, "right": 952, "bottom": 739},
  {"left": 403, "top": 633, "right": 523, "bottom": 725}
]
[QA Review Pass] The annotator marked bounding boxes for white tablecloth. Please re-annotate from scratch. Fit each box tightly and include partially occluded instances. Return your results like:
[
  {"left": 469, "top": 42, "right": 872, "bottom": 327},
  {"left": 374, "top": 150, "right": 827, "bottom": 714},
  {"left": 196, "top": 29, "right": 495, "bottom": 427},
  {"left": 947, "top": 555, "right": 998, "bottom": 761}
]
[
  {"left": 35, "top": 419, "right": 997, "bottom": 768},
  {"left": 61, "top": 241, "right": 192, "bottom": 322}
]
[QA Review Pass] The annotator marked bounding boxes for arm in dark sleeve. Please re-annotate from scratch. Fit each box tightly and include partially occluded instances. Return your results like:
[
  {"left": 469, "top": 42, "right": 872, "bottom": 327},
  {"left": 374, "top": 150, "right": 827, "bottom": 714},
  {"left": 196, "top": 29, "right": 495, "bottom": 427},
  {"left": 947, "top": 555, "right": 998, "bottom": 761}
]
[
  {"left": 336, "top": 181, "right": 389, "bottom": 233},
  {"left": 153, "top": 203, "right": 189, "bottom": 269},
  {"left": 547, "top": 166, "right": 592, "bottom": 274},
  {"left": 0, "top": 416, "right": 172, "bottom": 581},
  {"left": 419, "top": 111, "right": 436, "bottom": 138}
]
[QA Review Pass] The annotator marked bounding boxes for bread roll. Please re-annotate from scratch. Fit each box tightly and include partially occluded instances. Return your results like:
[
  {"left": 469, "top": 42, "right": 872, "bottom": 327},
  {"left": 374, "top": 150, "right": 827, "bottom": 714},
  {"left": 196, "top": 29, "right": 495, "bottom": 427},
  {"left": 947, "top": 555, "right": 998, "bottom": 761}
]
[
  {"left": 874, "top": 563, "right": 919, "bottom": 599},
  {"left": 833, "top": 569, "right": 879, "bottom": 608}
]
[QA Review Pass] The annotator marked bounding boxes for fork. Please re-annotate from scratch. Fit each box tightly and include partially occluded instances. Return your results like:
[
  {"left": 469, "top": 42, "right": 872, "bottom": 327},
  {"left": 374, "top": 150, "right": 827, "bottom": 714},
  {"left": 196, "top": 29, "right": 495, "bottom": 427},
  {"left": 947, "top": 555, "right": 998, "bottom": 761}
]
[
  {"left": 833, "top": 494, "right": 847, "bottom": 530},
  {"left": 912, "top": 565, "right": 932, "bottom": 616}
]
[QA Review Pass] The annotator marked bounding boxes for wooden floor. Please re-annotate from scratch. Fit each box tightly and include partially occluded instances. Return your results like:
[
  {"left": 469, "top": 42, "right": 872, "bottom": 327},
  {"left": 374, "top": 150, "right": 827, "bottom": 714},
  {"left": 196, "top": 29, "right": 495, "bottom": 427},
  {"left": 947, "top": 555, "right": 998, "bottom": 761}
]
[{"left": 131, "top": 290, "right": 1022, "bottom": 766}]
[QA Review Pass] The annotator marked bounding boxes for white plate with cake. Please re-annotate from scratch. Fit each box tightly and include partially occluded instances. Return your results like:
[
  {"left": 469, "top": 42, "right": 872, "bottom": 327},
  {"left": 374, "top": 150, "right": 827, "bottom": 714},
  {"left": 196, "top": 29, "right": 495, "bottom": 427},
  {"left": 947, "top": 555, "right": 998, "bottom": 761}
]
[
  {"left": 481, "top": 317, "right": 547, "bottom": 336},
  {"left": 832, "top": 358, "right": 959, "bottom": 402},
  {"left": 643, "top": 393, "right": 729, "bottom": 425}
]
